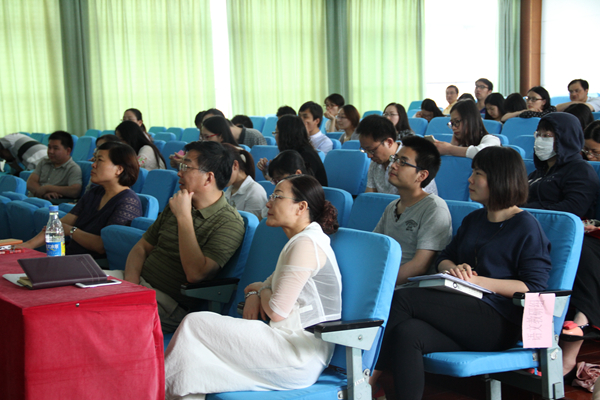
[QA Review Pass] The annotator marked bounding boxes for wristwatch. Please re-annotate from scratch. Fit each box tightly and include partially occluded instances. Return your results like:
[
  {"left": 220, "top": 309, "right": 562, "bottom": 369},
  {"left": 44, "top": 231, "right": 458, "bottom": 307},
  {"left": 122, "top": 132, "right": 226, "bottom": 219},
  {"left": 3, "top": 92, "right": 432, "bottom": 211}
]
[{"left": 70, "top": 226, "right": 78, "bottom": 236}]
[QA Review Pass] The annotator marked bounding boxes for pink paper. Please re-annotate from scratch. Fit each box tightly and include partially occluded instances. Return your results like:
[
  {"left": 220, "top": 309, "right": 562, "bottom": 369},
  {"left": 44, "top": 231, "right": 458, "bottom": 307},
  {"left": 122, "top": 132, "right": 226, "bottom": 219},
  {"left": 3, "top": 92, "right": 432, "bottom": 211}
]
[{"left": 522, "top": 292, "right": 555, "bottom": 348}]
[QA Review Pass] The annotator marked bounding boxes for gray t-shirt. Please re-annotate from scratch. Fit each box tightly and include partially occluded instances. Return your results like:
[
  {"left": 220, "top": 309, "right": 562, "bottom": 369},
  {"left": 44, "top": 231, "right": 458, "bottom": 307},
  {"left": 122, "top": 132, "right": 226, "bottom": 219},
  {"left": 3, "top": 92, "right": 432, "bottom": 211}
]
[
  {"left": 239, "top": 127, "right": 267, "bottom": 148},
  {"left": 373, "top": 194, "right": 452, "bottom": 271},
  {"left": 32, "top": 157, "right": 82, "bottom": 187},
  {"left": 0, "top": 133, "right": 47, "bottom": 170}
]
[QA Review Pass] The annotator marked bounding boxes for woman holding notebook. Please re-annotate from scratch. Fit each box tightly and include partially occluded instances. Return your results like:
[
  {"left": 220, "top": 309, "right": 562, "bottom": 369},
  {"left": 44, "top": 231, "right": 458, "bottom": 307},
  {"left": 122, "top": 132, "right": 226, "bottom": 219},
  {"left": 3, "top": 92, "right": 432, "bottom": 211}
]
[{"left": 370, "top": 146, "right": 552, "bottom": 400}]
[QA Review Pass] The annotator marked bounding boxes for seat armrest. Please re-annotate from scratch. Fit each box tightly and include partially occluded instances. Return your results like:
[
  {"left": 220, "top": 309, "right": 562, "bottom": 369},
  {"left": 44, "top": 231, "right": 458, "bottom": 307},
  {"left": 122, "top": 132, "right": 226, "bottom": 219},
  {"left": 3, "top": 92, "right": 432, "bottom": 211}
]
[
  {"left": 182, "top": 277, "right": 240, "bottom": 290},
  {"left": 512, "top": 290, "right": 572, "bottom": 317},
  {"left": 313, "top": 319, "right": 383, "bottom": 351},
  {"left": 180, "top": 278, "right": 239, "bottom": 303}
]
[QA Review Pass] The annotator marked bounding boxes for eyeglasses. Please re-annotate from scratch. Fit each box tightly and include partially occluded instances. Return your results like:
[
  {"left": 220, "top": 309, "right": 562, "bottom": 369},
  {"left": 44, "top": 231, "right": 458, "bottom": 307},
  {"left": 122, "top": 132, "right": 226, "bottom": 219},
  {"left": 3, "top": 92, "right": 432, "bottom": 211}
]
[
  {"left": 360, "top": 141, "right": 384, "bottom": 155},
  {"left": 268, "top": 193, "right": 303, "bottom": 202},
  {"left": 272, "top": 131, "right": 279, "bottom": 135},
  {"left": 526, "top": 96, "right": 542, "bottom": 103},
  {"left": 201, "top": 133, "right": 217, "bottom": 140},
  {"left": 178, "top": 163, "right": 204, "bottom": 172},
  {"left": 447, "top": 119, "right": 462, "bottom": 128},
  {"left": 389, "top": 154, "right": 422, "bottom": 171},
  {"left": 582, "top": 148, "right": 600, "bottom": 158},
  {"left": 534, "top": 131, "right": 554, "bottom": 139},
  {"left": 383, "top": 113, "right": 399, "bottom": 117},
  {"left": 335, "top": 115, "right": 347, "bottom": 120},
  {"left": 475, "top": 85, "right": 489, "bottom": 90}
]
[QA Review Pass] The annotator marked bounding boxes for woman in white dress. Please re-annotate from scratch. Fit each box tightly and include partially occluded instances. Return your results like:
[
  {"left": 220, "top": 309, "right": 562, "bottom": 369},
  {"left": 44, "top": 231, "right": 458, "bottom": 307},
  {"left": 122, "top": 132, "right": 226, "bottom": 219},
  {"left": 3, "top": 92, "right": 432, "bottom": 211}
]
[{"left": 165, "top": 174, "right": 342, "bottom": 399}]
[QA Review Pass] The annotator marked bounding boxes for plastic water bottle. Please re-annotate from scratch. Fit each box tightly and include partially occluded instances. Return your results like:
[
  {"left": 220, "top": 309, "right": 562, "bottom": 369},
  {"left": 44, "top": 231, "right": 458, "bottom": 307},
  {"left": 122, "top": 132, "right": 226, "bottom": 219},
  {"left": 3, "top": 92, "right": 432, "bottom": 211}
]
[{"left": 45, "top": 206, "right": 65, "bottom": 257}]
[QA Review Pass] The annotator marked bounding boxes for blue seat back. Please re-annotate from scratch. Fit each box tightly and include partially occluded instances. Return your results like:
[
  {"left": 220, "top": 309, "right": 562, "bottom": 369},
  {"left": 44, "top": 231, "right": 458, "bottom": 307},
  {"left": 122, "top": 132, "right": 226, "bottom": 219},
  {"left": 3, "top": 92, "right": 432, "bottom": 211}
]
[
  {"left": 19, "top": 171, "right": 32, "bottom": 182},
  {"left": 330, "top": 139, "right": 342, "bottom": 150},
  {"left": 101, "top": 225, "right": 146, "bottom": 270},
  {"left": 513, "top": 135, "right": 535, "bottom": 159},
  {"left": 425, "top": 117, "right": 452, "bottom": 134},
  {"left": 316, "top": 149, "right": 325, "bottom": 163},
  {"left": 249, "top": 116, "right": 266, "bottom": 132},
  {"left": 100, "top": 130, "right": 115, "bottom": 137},
  {"left": 0, "top": 191, "right": 27, "bottom": 201},
  {"left": 347, "top": 192, "right": 399, "bottom": 232},
  {"left": 324, "top": 150, "right": 370, "bottom": 196},
  {"left": 0, "top": 196, "right": 12, "bottom": 239},
  {"left": 148, "top": 126, "right": 167, "bottom": 134},
  {"left": 550, "top": 95, "right": 570, "bottom": 105},
  {"left": 160, "top": 141, "right": 187, "bottom": 170},
  {"left": 137, "top": 193, "right": 159, "bottom": 219},
  {"left": 593, "top": 111, "right": 600, "bottom": 121},
  {"left": 483, "top": 120, "right": 503, "bottom": 134},
  {"left": 256, "top": 180, "right": 274, "bottom": 198},
  {"left": 130, "top": 167, "right": 148, "bottom": 193},
  {"left": 181, "top": 128, "right": 200, "bottom": 143},
  {"left": 6, "top": 201, "right": 40, "bottom": 241},
  {"left": 0, "top": 175, "right": 27, "bottom": 195},
  {"left": 239, "top": 144, "right": 251, "bottom": 152},
  {"left": 362, "top": 110, "right": 383, "bottom": 117},
  {"left": 502, "top": 117, "right": 540, "bottom": 142},
  {"left": 341, "top": 140, "right": 360, "bottom": 150},
  {"left": 407, "top": 109, "right": 419, "bottom": 117},
  {"left": 250, "top": 145, "right": 279, "bottom": 181},
  {"left": 58, "top": 203, "right": 75, "bottom": 213},
  {"left": 325, "top": 132, "right": 343, "bottom": 141},
  {"left": 25, "top": 198, "right": 52, "bottom": 208},
  {"left": 436, "top": 156, "right": 472, "bottom": 201},
  {"left": 41, "top": 134, "right": 50, "bottom": 145},
  {"left": 131, "top": 217, "right": 155, "bottom": 231},
  {"left": 154, "top": 132, "right": 176, "bottom": 142},
  {"left": 408, "top": 117, "right": 428, "bottom": 136},
  {"left": 264, "top": 136, "right": 276, "bottom": 146},
  {"left": 524, "top": 158, "right": 536, "bottom": 175},
  {"left": 71, "top": 135, "right": 78, "bottom": 148},
  {"left": 76, "top": 161, "right": 93, "bottom": 198},
  {"left": 493, "top": 134, "right": 509, "bottom": 145},
  {"left": 84, "top": 129, "right": 101, "bottom": 138},
  {"left": 153, "top": 140, "right": 166, "bottom": 152},
  {"left": 167, "top": 127, "right": 183, "bottom": 140},
  {"left": 141, "top": 169, "right": 179, "bottom": 211},
  {"left": 31, "top": 133, "right": 45, "bottom": 142},
  {"left": 323, "top": 187, "right": 353, "bottom": 228},
  {"left": 261, "top": 116, "right": 278, "bottom": 137},
  {"left": 504, "top": 144, "right": 526, "bottom": 158},
  {"left": 408, "top": 100, "right": 422, "bottom": 110},
  {"left": 444, "top": 200, "right": 483, "bottom": 236},
  {"left": 33, "top": 207, "right": 66, "bottom": 233},
  {"left": 72, "top": 136, "right": 96, "bottom": 162}
]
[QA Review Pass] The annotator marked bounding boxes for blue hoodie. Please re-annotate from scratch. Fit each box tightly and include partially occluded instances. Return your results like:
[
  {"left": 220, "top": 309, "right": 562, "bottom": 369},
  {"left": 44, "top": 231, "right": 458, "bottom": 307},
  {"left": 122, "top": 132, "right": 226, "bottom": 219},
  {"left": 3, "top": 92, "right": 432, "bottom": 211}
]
[{"left": 525, "top": 112, "right": 599, "bottom": 219}]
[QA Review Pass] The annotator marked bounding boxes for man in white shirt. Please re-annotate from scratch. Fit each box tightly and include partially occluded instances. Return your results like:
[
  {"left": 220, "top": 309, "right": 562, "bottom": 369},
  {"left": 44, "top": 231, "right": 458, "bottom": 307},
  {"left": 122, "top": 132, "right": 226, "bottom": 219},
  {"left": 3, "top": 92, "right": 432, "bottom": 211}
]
[
  {"left": 299, "top": 101, "right": 333, "bottom": 154},
  {"left": 556, "top": 79, "right": 600, "bottom": 112}
]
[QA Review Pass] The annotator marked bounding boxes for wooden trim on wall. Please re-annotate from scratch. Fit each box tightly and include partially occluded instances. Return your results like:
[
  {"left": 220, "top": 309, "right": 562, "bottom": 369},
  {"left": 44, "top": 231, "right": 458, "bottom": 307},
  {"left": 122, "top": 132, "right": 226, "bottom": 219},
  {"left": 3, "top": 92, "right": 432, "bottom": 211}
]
[{"left": 520, "top": 0, "right": 542, "bottom": 94}]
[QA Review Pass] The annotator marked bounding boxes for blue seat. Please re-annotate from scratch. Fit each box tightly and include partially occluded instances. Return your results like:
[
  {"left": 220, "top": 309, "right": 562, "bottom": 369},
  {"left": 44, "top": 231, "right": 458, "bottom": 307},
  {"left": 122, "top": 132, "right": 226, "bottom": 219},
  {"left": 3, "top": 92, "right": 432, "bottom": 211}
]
[
  {"left": 513, "top": 135, "right": 535, "bottom": 159},
  {"left": 347, "top": 192, "right": 398, "bottom": 232},
  {"left": 444, "top": 200, "right": 483, "bottom": 236},
  {"left": 161, "top": 141, "right": 187, "bottom": 170},
  {"left": 550, "top": 95, "right": 570, "bottom": 105},
  {"left": 323, "top": 187, "right": 353, "bottom": 228},
  {"left": 239, "top": 144, "right": 251, "bottom": 152},
  {"left": 434, "top": 134, "right": 454, "bottom": 143},
  {"left": 6, "top": 200, "right": 41, "bottom": 241},
  {"left": 363, "top": 110, "right": 383, "bottom": 117},
  {"left": 493, "top": 134, "right": 509, "bottom": 145},
  {"left": 31, "top": 133, "right": 45, "bottom": 142},
  {"left": 101, "top": 225, "right": 146, "bottom": 270},
  {"left": 71, "top": 135, "right": 78, "bottom": 148},
  {"left": 149, "top": 126, "right": 167, "bottom": 134},
  {"left": 19, "top": 170, "right": 32, "bottom": 183},
  {"left": 131, "top": 217, "right": 155, "bottom": 231},
  {"left": 408, "top": 118, "right": 428, "bottom": 136},
  {"left": 58, "top": 203, "right": 75, "bottom": 213},
  {"left": 249, "top": 116, "right": 266, "bottom": 132},
  {"left": 593, "top": 112, "right": 600, "bottom": 121},
  {"left": 483, "top": 120, "right": 503, "bottom": 134},
  {"left": 261, "top": 116, "right": 278, "bottom": 137},
  {"left": 423, "top": 209, "right": 584, "bottom": 400},
  {"left": 84, "top": 129, "right": 101, "bottom": 138},
  {"left": 138, "top": 193, "right": 159, "bottom": 219},
  {"left": 32, "top": 207, "right": 67, "bottom": 234},
  {"left": 264, "top": 136, "right": 276, "bottom": 146},
  {"left": 0, "top": 195, "right": 12, "bottom": 239},
  {"left": 425, "top": 117, "right": 452, "bottom": 135},
  {"left": 41, "top": 134, "right": 50, "bottom": 145},
  {"left": 330, "top": 139, "right": 342, "bottom": 150},
  {"left": 154, "top": 132, "right": 176, "bottom": 142},
  {"left": 130, "top": 167, "right": 148, "bottom": 193},
  {"left": 76, "top": 161, "right": 93, "bottom": 198},
  {"left": 317, "top": 150, "right": 326, "bottom": 163},
  {"left": 153, "top": 140, "right": 166, "bottom": 152},
  {"left": 524, "top": 159, "right": 536, "bottom": 175},
  {"left": 436, "top": 156, "right": 472, "bottom": 201},
  {"left": 167, "top": 127, "right": 184, "bottom": 141},
  {"left": 141, "top": 169, "right": 179, "bottom": 211},
  {"left": 324, "top": 150, "right": 370, "bottom": 196},
  {"left": 256, "top": 180, "right": 274, "bottom": 198},
  {"left": 181, "top": 128, "right": 200, "bottom": 143},
  {"left": 504, "top": 144, "right": 526, "bottom": 158},
  {"left": 72, "top": 136, "right": 96, "bottom": 162},
  {"left": 206, "top": 225, "right": 402, "bottom": 400},
  {"left": 100, "top": 130, "right": 115, "bottom": 137},
  {"left": 408, "top": 100, "right": 422, "bottom": 110},
  {"left": 250, "top": 145, "right": 279, "bottom": 181},
  {"left": 320, "top": 117, "right": 327, "bottom": 133},
  {"left": 25, "top": 197, "right": 53, "bottom": 208},
  {"left": 407, "top": 109, "right": 419, "bottom": 118},
  {"left": 502, "top": 117, "right": 540, "bottom": 142},
  {"left": 0, "top": 191, "right": 27, "bottom": 201},
  {"left": 0, "top": 175, "right": 27, "bottom": 195},
  {"left": 341, "top": 140, "right": 360, "bottom": 150},
  {"left": 325, "top": 132, "right": 343, "bottom": 141}
]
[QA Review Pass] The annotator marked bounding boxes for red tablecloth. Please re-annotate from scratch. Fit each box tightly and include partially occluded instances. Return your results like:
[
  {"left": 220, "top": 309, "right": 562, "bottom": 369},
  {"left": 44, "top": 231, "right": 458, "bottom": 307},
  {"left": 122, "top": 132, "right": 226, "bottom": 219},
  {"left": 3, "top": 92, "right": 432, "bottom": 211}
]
[{"left": 0, "top": 249, "right": 164, "bottom": 400}]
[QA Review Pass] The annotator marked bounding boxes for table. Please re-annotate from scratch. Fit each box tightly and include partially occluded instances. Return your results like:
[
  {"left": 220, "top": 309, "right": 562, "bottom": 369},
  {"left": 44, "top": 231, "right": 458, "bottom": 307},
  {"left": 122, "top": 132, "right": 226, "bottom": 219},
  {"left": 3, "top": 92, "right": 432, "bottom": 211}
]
[{"left": 0, "top": 249, "right": 164, "bottom": 400}]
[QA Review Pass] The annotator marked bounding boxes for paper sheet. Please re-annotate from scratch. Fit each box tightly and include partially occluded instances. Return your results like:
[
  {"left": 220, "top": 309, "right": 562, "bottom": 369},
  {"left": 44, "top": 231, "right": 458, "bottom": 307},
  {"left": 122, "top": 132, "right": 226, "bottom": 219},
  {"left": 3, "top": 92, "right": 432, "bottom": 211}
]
[{"left": 522, "top": 292, "right": 555, "bottom": 348}]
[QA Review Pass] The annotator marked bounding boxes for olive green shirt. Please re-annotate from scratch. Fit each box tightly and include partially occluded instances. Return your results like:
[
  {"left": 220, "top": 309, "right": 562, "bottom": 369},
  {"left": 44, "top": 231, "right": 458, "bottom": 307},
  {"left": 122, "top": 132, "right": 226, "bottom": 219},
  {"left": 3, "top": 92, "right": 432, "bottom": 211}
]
[{"left": 141, "top": 193, "right": 245, "bottom": 308}]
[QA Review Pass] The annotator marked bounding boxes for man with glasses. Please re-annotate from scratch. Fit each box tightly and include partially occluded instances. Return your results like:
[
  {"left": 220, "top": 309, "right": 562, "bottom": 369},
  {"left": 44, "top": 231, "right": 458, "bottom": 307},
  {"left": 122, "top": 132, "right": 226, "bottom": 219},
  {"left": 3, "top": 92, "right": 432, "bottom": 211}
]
[
  {"left": 372, "top": 136, "right": 452, "bottom": 285},
  {"left": 122, "top": 141, "right": 245, "bottom": 333},
  {"left": 358, "top": 115, "right": 437, "bottom": 195},
  {"left": 474, "top": 78, "right": 493, "bottom": 116},
  {"left": 556, "top": 79, "right": 600, "bottom": 112}
]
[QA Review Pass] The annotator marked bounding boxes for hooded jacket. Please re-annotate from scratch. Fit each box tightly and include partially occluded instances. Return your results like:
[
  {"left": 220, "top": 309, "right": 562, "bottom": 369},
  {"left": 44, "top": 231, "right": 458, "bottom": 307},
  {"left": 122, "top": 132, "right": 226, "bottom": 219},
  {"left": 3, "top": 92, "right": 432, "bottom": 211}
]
[{"left": 525, "top": 112, "right": 599, "bottom": 219}]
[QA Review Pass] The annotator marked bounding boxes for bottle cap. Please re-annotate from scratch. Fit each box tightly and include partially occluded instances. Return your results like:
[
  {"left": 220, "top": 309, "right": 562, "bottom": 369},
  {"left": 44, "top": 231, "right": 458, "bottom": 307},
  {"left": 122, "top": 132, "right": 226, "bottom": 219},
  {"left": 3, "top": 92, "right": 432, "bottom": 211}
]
[{"left": 49, "top": 206, "right": 59, "bottom": 212}]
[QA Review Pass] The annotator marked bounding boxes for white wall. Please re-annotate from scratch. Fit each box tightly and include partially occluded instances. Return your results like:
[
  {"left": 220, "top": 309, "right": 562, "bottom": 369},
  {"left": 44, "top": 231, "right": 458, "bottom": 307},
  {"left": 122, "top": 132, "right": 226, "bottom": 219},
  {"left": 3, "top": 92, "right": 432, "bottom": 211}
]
[{"left": 541, "top": 0, "right": 600, "bottom": 97}]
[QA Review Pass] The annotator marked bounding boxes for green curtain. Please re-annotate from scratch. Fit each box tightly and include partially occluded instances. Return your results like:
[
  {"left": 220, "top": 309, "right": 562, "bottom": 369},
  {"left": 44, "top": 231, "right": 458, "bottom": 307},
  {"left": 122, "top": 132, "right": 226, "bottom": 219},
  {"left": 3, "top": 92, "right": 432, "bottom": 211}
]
[
  {"left": 326, "top": 0, "right": 348, "bottom": 98},
  {"left": 498, "top": 0, "right": 520, "bottom": 95},
  {"left": 227, "top": 0, "right": 329, "bottom": 116},
  {"left": 86, "top": 0, "right": 215, "bottom": 131},
  {"left": 0, "top": 0, "right": 66, "bottom": 135},
  {"left": 347, "top": 0, "right": 424, "bottom": 113}
]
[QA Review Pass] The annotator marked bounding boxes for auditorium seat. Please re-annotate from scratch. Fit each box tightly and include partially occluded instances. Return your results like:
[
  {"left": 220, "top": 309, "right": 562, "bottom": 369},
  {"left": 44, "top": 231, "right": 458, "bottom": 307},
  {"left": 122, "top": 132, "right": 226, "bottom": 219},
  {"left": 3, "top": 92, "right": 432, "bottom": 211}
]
[
  {"left": 341, "top": 140, "right": 360, "bottom": 150},
  {"left": 325, "top": 132, "right": 343, "bottom": 141},
  {"left": 323, "top": 150, "right": 370, "bottom": 196},
  {"left": 154, "top": 132, "right": 176, "bottom": 142},
  {"left": 141, "top": 169, "right": 179, "bottom": 211},
  {"left": 149, "top": 126, "right": 167, "bottom": 133},
  {"left": 130, "top": 167, "right": 148, "bottom": 193},
  {"left": 76, "top": 161, "right": 93, "bottom": 198},
  {"left": 504, "top": 144, "right": 526, "bottom": 158},
  {"left": 502, "top": 117, "right": 540, "bottom": 142},
  {"left": 362, "top": 110, "right": 383, "bottom": 117},
  {"left": 72, "top": 136, "right": 96, "bottom": 162},
  {"left": 137, "top": 193, "right": 159, "bottom": 219},
  {"left": 322, "top": 187, "right": 353, "bottom": 228},
  {"left": 181, "top": 128, "right": 200, "bottom": 143},
  {"left": 160, "top": 141, "right": 187, "bottom": 170},
  {"left": 425, "top": 117, "right": 452, "bottom": 135},
  {"left": 347, "top": 192, "right": 398, "bottom": 232},
  {"left": 513, "top": 135, "right": 535, "bottom": 159},
  {"left": 84, "top": 129, "right": 101, "bottom": 138},
  {"left": 436, "top": 156, "right": 472, "bottom": 201},
  {"left": 408, "top": 117, "right": 428, "bottom": 136},
  {"left": 261, "top": 116, "right": 278, "bottom": 137},
  {"left": 167, "top": 127, "right": 184, "bottom": 141},
  {"left": 0, "top": 175, "right": 27, "bottom": 195},
  {"left": 331, "top": 139, "right": 342, "bottom": 150},
  {"left": 408, "top": 100, "right": 423, "bottom": 110},
  {"left": 250, "top": 145, "right": 279, "bottom": 181},
  {"left": 483, "top": 120, "right": 502, "bottom": 134},
  {"left": 249, "top": 116, "right": 266, "bottom": 132}
]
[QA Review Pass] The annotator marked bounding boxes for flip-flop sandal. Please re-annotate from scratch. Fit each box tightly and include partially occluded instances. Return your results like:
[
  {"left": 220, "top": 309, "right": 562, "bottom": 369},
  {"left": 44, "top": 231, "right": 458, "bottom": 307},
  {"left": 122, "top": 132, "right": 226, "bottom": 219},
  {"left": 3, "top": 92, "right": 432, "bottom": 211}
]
[{"left": 561, "top": 321, "right": 600, "bottom": 342}]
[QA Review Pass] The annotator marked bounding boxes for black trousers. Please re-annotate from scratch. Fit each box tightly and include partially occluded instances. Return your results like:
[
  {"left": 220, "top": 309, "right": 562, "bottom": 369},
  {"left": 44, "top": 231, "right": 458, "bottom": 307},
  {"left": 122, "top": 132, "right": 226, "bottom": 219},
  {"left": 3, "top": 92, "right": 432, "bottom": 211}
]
[{"left": 376, "top": 288, "right": 520, "bottom": 400}]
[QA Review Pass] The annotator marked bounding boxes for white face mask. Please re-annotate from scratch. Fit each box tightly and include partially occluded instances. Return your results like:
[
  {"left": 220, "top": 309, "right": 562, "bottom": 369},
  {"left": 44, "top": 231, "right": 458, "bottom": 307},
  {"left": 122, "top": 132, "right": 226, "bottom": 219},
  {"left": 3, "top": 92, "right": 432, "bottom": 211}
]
[{"left": 534, "top": 137, "right": 556, "bottom": 161}]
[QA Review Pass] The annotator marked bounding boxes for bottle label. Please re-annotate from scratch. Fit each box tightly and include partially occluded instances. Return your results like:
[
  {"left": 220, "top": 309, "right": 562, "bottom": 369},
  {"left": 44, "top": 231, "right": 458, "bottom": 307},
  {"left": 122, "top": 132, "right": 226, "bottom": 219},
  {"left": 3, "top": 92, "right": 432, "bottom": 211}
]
[{"left": 46, "top": 241, "right": 65, "bottom": 257}]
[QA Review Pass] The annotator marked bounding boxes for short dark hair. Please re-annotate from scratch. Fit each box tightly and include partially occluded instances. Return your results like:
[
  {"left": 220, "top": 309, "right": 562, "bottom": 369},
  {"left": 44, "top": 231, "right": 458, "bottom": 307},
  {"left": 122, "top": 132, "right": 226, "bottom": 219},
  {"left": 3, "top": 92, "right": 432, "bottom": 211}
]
[
  {"left": 48, "top": 131, "right": 74, "bottom": 152},
  {"left": 504, "top": 93, "right": 527, "bottom": 112},
  {"left": 401, "top": 136, "right": 441, "bottom": 187},
  {"left": 447, "top": 85, "right": 459, "bottom": 95},
  {"left": 116, "top": 121, "right": 166, "bottom": 169},
  {"left": 222, "top": 143, "right": 256, "bottom": 180},
  {"left": 204, "top": 108, "right": 225, "bottom": 118},
  {"left": 97, "top": 141, "right": 140, "bottom": 187},
  {"left": 276, "top": 115, "right": 312, "bottom": 152},
  {"left": 299, "top": 101, "right": 324, "bottom": 126},
  {"left": 96, "top": 134, "right": 122, "bottom": 146},
  {"left": 471, "top": 147, "right": 528, "bottom": 211},
  {"left": 421, "top": 98, "right": 444, "bottom": 118},
  {"left": 231, "top": 115, "right": 253, "bottom": 129},
  {"left": 568, "top": 79, "right": 589, "bottom": 91},
  {"left": 564, "top": 103, "right": 594, "bottom": 131},
  {"left": 458, "top": 93, "right": 475, "bottom": 102},
  {"left": 450, "top": 100, "right": 489, "bottom": 146},
  {"left": 384, "top": 103, "right": 411, "bottom": 132},
  {"left": 202, "top": 116, "right": 238, "bottom": 145},
  {"left": 268, "top": 149, "right": 311, "bottom": 178},
  {"left": 356, "top": 115, "right": 396, "bottom": 142},
  {"left": 276, "top": 105, "right": 296, "bottom": 118},
  {"left": 285, "top": 174, "right": 338, "bottom": 234},
  {"left": 184, "top": 141, "right": 233, "bottom": 190},
  {"left": 124, "top": 108, "right": 147, "bottom": 133},
  {"left": 194, "top": 111, "right": 206, "bottom": 127},
  {"left": 341, "top": 105, "right": 360, "bottom": 129},
  {"left": 476, "top": 78, "right": 493, "bottom": 91},
  {"left": 484, "top": 93, "right": 506, "bottom": 120},
  {"left": 584, "top": 120, "right": 600, "bottom": 143},
  {"left": 324, "top": 93, "right": 345, "bottom": 107},
  {"left": 528, "top": 86, "right": 552, "bottom": 111}
]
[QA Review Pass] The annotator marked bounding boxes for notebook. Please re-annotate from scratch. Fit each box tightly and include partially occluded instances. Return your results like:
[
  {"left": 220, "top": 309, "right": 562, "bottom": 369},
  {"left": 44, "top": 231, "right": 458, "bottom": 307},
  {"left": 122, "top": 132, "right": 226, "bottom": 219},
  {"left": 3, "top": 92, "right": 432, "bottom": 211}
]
[
  {"left": 407, "top": 273, "right": 494, "bottom": 299},
  {"left": 16, "top": 254, "right": 108, "bottom": 289}
]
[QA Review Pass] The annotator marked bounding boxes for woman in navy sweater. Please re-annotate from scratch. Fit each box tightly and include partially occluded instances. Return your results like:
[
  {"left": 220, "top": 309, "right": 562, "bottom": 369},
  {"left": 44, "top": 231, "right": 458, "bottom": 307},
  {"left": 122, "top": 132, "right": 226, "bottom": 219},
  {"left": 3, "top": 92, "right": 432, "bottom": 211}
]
[{"left": 370, "top": 147, "right": 552, "bottom": 400}]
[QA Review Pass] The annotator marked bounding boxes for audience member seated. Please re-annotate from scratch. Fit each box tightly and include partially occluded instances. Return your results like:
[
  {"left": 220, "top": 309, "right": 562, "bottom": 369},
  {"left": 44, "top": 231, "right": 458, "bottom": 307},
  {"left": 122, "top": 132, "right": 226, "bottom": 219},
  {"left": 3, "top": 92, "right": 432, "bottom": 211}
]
[
  {"left": 116, "top": 121, "right": 166, "bottom": 170},
  {"left": 299, "top": 101, "right": 333, "bottom": 154},
  {"left": 258, "top": 115, "right": 328, "bottom": 186},
  {"left": 0, "top": 132, "right": 47, "bottom": 175},
  {"left": 323, "top": 93, "right": 345, "bottom": 132},
  {"left": 373, "top": 136, "right": 451, "bottom": 285},
  {"left": 442, "top": 85, "right": 459, "bottom": 115},
  {"left": 201, "top": 115, "right": 238, "bottom": 145},
  {"left": 556, "top": 79, "right": 600, "bottom": 112},
  {"left": 484, "top": 92, "right": 506, "bottom": 122},
  {"left": 170, "top": 110, "right": 209, "bottom": 167},
  {"left": 226, "top": 119, "right": 266, "bottom": 148},
  {"left": 164, "top": 175, "right": 341, "bottom": 399},
  {"left": 564, "top": 103, "right": 594, "bottom": 131},
  {"left": 122, "top": 108, "right": 150, "bottom": 141},
  {"left": 458, "top": 93, "right": 475, "bottom": 102},
  {"left": 276, "top": 105, "right": 296, "bottom": 118},
  {"left": 202, "top": 108, "right": 225, "bottom": 121},
  {"left": 231, "top": 114, "right": 253, "bottom": 129},
  {"left": 434, "top": 100, "right": 501, "bottom": 158},
  {"left": 223, "top": 143, "right": 267, "bottom": 219},
  {"left": 119, "top": 141, "right": 245, "bottom": 333},
  {"left": 18, "top": 142, "right": 142, "bottom": 260},
  {"left": 27, "top": 130, "right": 82, "bottom": 202},
  {"left": 384, "top": 102, "right": 415, "bottom": 140},
  {"left": 84, "top": 134, "right": 123, "bottom": 194},
  {"left": 474, "top": 78, "right": 493, "bottom": 115},
  {"left": 502, "top": 86, "right": 556, "bottom": 121},
  {"left": 370, "top": 146, "right": 552, "bottom": 400},
  {"left": 415, "top": 98, "right": 444, "bottom": 122},
  {"left": 358, "top": 115, "right": 437, "bottom": 195},
  {"left": 503, "top": 92, "right": 527, "bottom": 113},
  {"left": 582, "top": 120, "right": 600, "bottom": 162},
  {"left": 336, "top": 104, "right": 361, "bottom": 143}
]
